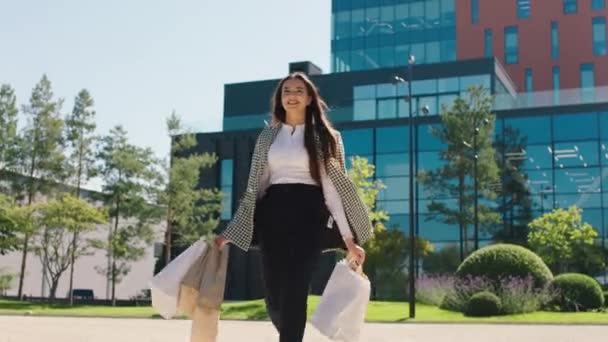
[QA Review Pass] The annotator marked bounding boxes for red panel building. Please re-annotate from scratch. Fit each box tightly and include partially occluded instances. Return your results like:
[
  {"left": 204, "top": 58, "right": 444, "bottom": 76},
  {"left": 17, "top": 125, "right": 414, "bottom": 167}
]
[{"left": 456, "top": 0, "right": 608, "bottom": 91}]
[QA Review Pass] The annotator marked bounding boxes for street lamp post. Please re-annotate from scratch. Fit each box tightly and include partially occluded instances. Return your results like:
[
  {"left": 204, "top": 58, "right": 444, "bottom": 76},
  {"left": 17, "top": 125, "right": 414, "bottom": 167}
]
[{"left": 394, "top": 54, "right": 421, "bottom": 319}]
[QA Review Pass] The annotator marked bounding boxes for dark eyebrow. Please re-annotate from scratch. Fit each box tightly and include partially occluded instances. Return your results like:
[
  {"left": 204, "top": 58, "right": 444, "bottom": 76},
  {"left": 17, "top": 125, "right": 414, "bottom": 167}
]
[{"left": 283, "top": 86, "right": 305, "bottom": 90}]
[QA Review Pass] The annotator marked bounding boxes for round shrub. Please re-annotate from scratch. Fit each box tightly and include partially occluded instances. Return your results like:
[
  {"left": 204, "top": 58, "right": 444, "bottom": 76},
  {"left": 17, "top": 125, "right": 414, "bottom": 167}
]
[
  {"left": 604, "top": 292, "right": 608, "bottom": 308},
  {"left": 456, "top": 244, "right": 553, "bottom": 288},
  {"left": 465, "top": 291, "right": 502, "bottom": 317},
  {"left": 551, "top": 273, "right": 605, "bottom": 311}
]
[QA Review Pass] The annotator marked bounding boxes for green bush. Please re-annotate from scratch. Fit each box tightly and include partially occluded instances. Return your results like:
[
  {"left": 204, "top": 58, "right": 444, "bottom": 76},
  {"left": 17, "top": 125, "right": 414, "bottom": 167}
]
[
  {"left": 551, "top": 273, "right": 605, "bottom": 311},
  {"left": 604, "top": 292, "right": 608, "bottom": 308},
  {"left": 456, "top": 244, "right": 553, "bottom": 288},
  {"left": 465, "top": 291, "right": 502, "bottom": 317}
]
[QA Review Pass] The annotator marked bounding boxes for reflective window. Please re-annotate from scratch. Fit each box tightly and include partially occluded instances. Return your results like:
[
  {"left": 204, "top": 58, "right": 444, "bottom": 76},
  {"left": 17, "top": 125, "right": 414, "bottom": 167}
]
[
  {"left": 418, "top": 151, "right": 445, "bottom": 172},
  {"left": 593, "top": 17, "right": 607, "bottom": 56},
  {"left": 379, "top": 46, "right": 395, "bottom": 67},
  {"left": 395, "top": 4, "right": 409, "bottom": 32},
  {"left": 554, "top": 168, "right": 601, "bottom": 193},
  {"left": 592, "top": 0, "right": 606, "bottom": 10},
  {"left": 555, "top": 194, "right": 602, "bottom": 208},
  {"left": 460, "top": 75, "right": 491, "bottom": 91},
  {"left": 377, "top": 200, "right": 408, "bottom": 215},
  {"left": 418, "top": 215, "right": 460, "bottom": 240},
  {"left": 484, "top": 29, "right": 493, "bottom": 57},
  {"left": 439, "top": 94, "right": 458, "bottom": 112},
  {"left": 377, "top": 126, "right": 409, "bottom": 153},
  {"left": 553, "top": 66, "right": 560, "bottom": 91},
  {"left": 354, "top": 84, "right": 376, "bottom": 99},
  {"left": 601, "top": 113, "right": 608, "bottom": 138},
  {"left": 438, "top": 77, "right": 459, "bottom": 92},
  {"left": 553, "top": 112, "right": 598, "bottom": 141},
  {"left": 376, "top": 153, "right": 409, "bottom": 177},
  {"left": 601, "top": 141, "right": 608, "bottom": 165},
  {"left": 426, "top": 41, "right": 441, "bottom": 63},
  {"left": 441, "top": 0, "right": 456, "bottom": 26},
  {"left": 354, "top": 99, "right": 376, "bottom": 121},
  {"left": 525, "top": 169, "right": 554, "bottom": 194},
  {"left": 377, "top": 177, "right": 409, "bottom": 200},
  {"left": 378, "top": 98, "right": 397, "bottom": 119},
  {"left": 504, "top": 116, "right": 551, "bottom": 144},
  {"left": 419, "top": 96, "right": 438, "bottom": 115},
  {"left": 334, "top": 11, "right": 351, "bottom": 40},
  {"left": 517, "top": 0, "right": 531, "bottom": 18},
  {"left": 551, "top": 22, "right": 559, "bottom": 60},
  {"left": 351, "top": 9, "right": 364, "bottom": 38},
  {"left": 564, "top": 0, "right": 578, "bottom": 14},
  {"left": 342, "top": 128, "right": 373, "bottom": 156},
  {"left": 514, "top": 144, "right": 553, "bottom": 170},
  {"left": 419, "top": 124, "right": 446, "bottom": 150},
  {"left": 376, "top": 83, "right": 396, "bottom": 98},
  {"left": 554, "top": 141, "right": 599, "bottom": 167},
  {"left": 220, "top": 159, "right": 234, "bottom": 220},
  {"left": 505, "top": 26, "right": 519, "bottom": 64},
  {"left": 525, "top": 68, "right": 533, "bottom": 92},
  {"left": 379, "top": 5, "right": 395, "bottom": 35},
  {"left": 413, "top": 79, "right": 438, "bottom": 95}
]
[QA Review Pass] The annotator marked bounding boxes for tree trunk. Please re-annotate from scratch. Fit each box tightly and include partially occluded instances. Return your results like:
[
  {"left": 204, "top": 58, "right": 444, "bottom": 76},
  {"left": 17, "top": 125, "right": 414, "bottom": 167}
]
[
  {"left": 18, "top": 150, "right": 37, "bottom": 299},
  {"left": 458, "top": 174, "right": 465, "bottom": 261},
  {"left": 111, "top": 194, "right": 120, "bottom": 307},
  {"left": 69, "top": 146, "right": 84, "bottom": 306}
]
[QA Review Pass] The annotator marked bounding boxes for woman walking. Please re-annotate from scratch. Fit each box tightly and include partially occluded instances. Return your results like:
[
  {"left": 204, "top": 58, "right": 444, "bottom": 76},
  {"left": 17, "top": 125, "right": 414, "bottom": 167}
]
[{"left": 215, "top": 72, "right": 372, "bottom": 342}]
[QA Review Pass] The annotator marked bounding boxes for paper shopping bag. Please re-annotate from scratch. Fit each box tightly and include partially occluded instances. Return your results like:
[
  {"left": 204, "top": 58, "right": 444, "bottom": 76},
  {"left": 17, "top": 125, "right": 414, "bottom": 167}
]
[
  {"left": 310, "top": 259, "right": 371, "bottom": 342},
  {"left": 149, "top": 237, "right": 208, "bottom": 319}
]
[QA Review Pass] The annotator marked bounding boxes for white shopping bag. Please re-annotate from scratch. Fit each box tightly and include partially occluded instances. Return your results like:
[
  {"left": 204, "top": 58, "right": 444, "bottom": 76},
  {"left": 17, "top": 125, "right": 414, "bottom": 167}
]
[
  {"left": 148, "top": 237, "right": 208, "bottom": 319},
  {"left": 311, "top": 259, "right": 371, "bottom": 342}
]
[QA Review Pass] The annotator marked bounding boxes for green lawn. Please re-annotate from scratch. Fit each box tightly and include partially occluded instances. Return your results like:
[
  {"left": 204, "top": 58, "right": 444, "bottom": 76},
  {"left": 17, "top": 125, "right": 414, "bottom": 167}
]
[{"left": 1, "top": 297, "right": 607, "bottom": 324}]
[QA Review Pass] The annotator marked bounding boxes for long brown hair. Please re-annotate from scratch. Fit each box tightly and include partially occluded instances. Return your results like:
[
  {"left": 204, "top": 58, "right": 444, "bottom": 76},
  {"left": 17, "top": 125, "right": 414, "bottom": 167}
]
[{"left": 270, "top": 72, "right": 338, "bottom": 184}]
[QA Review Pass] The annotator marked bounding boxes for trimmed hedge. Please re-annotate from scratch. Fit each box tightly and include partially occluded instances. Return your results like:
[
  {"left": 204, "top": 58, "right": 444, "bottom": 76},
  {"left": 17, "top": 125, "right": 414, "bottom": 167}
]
[
  {"left": 456, "top": 244, "right": 553, "bottom": 288},
  {"left": 465, "top": 291, "right": 502, "bottom": 317},
  {"left": 551, "top": 273, "right": 605, "bottom": 312}
]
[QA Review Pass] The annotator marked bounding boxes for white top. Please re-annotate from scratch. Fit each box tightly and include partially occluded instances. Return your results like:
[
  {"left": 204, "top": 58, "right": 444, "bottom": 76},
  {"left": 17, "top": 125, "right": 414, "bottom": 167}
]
[{"left": 257, "top": 123, "right": 353, "bottom": 239}]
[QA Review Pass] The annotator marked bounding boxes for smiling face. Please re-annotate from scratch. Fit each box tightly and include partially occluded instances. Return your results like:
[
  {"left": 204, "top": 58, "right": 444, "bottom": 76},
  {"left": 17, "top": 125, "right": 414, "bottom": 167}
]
[{"left": 281, "top": 77, "right": 312, "bottom": 115}]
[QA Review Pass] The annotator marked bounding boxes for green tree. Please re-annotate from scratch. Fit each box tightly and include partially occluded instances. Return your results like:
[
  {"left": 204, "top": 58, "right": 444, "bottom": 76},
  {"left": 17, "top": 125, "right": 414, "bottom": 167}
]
[
  {"left": 422, "top": 244, "right": 461, "bottom": 275},
  {"left": 33, "top": 194, "right": 107, "bottom": 299},
  {"left": 528, "top": 206, "right": 599, "bottom": 274},
  {"left": 418, "top": 86, "right": 501, "bottom": 261},
  {"left": 157, "top": 111, "right": 221, "bottom": 268},
  {"left": 0, "top": 84, "right": 19, "bottom": 180},
  {"left": 0, "top": 194, "right": 21, "bottom": 254},
  {"left": 63, "top": 89, "right": 98, "bottom": 305},
  {"left": 0, "top": 268, "right": 16, "bottom": 296},
  {"left": 95, "top": 125, "right": 162, "bottom": 305},
  {"left": 493, "top": 125, "right": 534, "bottom": 245},
  {"left": 14, "top": 75, "right": 65, "bottom": 299}
]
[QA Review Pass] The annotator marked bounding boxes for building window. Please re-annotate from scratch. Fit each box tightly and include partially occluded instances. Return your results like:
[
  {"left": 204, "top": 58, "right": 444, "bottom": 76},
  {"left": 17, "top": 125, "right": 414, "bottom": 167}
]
[
  {"left": 564, "top": 0, "right": 578, "bottom": 14},
  {"left": 592, "top": 0, "right": 605, "bottom": 10},
  {"left": 580, "top": 63, "right": 595, "bottom": 88},
  {"left": 484, "top": 29, "right": 493, "bottom": 57},
  {"left": 471, "top": 0, "right": 479, "bottom": 24},
  {"left": 552, "top": 66, "right": 560, "bottom": 103},
  {"left": 525, "top": 68, "right": 533, "bottom": 92},
  {"left": 517, "top": 0, "right": 531, "bottom": 18},
  {"left": 220, "top": 159, "right": 233, "bottom": 220},
  {"left": 505, "top": 26, "right": 519, "bottom": 64},
  {"left": 552, "top": 66, "right": 560, "bottom": 90},
  {"left": 592, "top": 17, "right": 607, "bottom": 56},
  {"left": 551, "top": 22, "right": 559, "bottom": 60}
]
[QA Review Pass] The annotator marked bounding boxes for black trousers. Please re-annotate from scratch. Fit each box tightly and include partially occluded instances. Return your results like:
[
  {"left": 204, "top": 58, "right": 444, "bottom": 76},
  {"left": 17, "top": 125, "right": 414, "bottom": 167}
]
[{"left": 256, "top": 183, "right": 325, "bottom": 342}]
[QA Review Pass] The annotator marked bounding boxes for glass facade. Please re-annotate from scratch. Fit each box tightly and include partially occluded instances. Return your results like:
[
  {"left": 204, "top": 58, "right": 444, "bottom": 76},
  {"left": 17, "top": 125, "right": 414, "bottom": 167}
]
[
  {"left": 593, "top": 17, "right": 607, "bottom": 56},
  {"left": 564, "top": 0, "right": 578, "bottom": 14},
  {"left": 220, "top": 159, "right": 234, "bottom": 220},
  {"left": 353, "top": 74, "right": 491, "bottom": 121},
  {"left": 551, "top": 21, "right": 559, "bottom": 60},
  {"left": 505, "top": 26, "right": 519, "bottom": 64},
  {"left": 338, "top": 110, "right": 608, "bottom": 256},
  {"left": 331, "top": 0, "right": 457, "bottom": 72},
  {"left": 517, "top": 0, "right": 531, "bottom": 18}
]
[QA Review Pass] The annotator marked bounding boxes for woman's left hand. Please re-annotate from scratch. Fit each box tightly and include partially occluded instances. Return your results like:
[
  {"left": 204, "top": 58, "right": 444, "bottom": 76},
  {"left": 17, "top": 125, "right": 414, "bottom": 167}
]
[{"left": 344, "top": 237, "right": 365, "bottom": 267}]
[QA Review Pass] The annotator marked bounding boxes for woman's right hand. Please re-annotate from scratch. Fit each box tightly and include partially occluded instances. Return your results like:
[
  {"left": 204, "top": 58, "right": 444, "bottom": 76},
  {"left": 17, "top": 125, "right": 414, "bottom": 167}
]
[{"left": 214, "top": 235, "right": 230, "bottom": 249}]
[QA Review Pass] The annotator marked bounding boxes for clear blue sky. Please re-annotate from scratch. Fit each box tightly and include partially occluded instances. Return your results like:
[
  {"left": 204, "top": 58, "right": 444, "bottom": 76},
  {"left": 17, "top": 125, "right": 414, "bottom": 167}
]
[{"left": 1, "top": 0, "right": 331, "bottom": 181}]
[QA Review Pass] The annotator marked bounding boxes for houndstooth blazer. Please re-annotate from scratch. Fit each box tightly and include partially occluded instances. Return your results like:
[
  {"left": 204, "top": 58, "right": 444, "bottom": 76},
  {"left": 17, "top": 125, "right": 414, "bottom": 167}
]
[{"left": 221, "top": 122, "right": 373, "bottom": 252}]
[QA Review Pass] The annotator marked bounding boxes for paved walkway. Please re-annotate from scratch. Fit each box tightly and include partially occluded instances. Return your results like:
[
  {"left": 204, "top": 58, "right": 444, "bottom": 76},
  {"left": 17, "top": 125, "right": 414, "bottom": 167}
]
[{"left": 1, "top": 316, "right": 607, "bottom": 342}]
